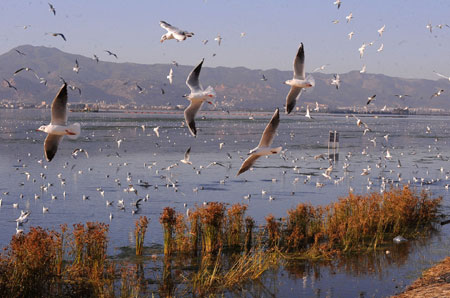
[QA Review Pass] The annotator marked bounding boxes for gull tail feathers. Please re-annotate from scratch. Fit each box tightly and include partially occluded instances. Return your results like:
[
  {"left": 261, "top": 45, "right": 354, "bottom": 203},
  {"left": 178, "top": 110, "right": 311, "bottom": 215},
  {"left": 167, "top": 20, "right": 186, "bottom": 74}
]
[
  {"left": 270, "top": 146, "right": 282, "bottom": 155},
  {"left": 203, "top": 85, "right": 216, "bottom": 98},
  {"left": 66, "top": 123, "right": 81, "bottom": 139},
  {"left": 304, "top": 75, "right": 315, "bottom": 94}
]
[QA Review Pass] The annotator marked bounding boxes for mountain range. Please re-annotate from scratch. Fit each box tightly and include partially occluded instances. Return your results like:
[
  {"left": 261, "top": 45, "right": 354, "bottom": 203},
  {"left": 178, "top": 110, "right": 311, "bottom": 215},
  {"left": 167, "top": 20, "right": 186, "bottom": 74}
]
[{"left": 1, "top": 45, "right": 449, "bottom": 111}]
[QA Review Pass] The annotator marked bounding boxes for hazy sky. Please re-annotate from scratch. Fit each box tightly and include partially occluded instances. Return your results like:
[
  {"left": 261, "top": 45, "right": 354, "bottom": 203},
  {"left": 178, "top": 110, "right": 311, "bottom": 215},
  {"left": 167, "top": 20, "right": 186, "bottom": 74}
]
[{"left": 0, "top": 0, "right": 449, "bottom": 80}]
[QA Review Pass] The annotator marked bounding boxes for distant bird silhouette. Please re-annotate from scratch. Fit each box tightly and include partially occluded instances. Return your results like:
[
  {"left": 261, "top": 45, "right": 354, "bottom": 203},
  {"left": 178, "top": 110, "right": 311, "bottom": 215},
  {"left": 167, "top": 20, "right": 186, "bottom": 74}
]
[
  {"left": 47, "top": 32, "right": 66, "bottom": 41},
  {"left": 15, "top": 49, "right": 26, "bottom": 56},
  {"left": 105, "top": 50, "right": 118, "bottom": 59},
  {"left": 48, "top": 3, "right": 56, "bottom": 15},
  {"left": 3, "top": 79, "right": 17, "bottom": 91}
]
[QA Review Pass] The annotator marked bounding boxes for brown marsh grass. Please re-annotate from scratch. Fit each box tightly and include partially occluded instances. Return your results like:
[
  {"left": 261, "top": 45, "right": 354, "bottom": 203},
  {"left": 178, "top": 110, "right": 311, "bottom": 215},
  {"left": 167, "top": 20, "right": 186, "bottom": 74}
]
[
  {"left": 0, "top": 187, "right": 442, "bottom": 296},
  {"left": 135, "top": 216, "right": 149, "bottom": 256}
]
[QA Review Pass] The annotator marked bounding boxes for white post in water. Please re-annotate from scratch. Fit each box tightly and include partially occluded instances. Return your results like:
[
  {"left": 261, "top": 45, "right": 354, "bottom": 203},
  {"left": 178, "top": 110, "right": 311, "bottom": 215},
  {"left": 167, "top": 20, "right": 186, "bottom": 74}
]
[{"left": 328, "top": 131, "right": 339, "bottom": 161}]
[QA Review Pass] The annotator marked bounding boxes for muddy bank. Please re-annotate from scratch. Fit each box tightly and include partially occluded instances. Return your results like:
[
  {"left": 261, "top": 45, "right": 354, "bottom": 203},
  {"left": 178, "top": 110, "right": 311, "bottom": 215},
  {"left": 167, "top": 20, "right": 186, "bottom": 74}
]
[{"left": 394, "top": 257, "right": 450, "bottom": 298}]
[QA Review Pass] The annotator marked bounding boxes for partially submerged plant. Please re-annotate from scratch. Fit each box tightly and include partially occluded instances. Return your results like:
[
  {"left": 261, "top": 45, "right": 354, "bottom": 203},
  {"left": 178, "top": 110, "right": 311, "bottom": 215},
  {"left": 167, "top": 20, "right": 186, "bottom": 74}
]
[
  {"left": 199, "top": 202, "right": 226, "bottom": 254},
  {"left": 135, "top": 216, "right": 149, "bottom": 256},
  {"left": 160, "top": 207, "right": 177, "bottom": 256}
]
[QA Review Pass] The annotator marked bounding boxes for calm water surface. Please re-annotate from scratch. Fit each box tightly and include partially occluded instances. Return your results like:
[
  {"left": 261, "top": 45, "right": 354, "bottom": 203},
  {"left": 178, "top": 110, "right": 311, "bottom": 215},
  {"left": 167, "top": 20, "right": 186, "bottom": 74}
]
[{"left": 1, "top": 109, "right": 449, "bottom": 297}]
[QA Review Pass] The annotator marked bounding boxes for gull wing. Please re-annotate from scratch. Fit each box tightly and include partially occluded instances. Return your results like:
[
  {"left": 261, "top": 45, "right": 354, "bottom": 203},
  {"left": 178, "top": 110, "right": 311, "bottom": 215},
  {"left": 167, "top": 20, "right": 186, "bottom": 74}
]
[
  {"left": 293, "top": 43, "right": 305, "bottom": 79},
  {"left": 51, "top": 83, "right": 68, "bottom": 125},
  {"left": 285, "top": 87, "right": 303, "bottom": 114},
  {"left": 184, "top": 147, "right": 191, "bottom": 161},
  {"left": 160, "top": 21, "right": 179, "bottom": 33},
  {"left": 44, "top": 134, "right": 64, "bottom": 161},
  {"left": 184, "top": 100, "right": 204, "bottom": 137},
  {"left": 433, "top": 71, "right": 449, "bottom": 80},
  {"left": 186, "top": 59, "right": 204, "bottom": 93},
  {"left": 237, "top": 154, "right": 260, "bottom": 176},
  {"left": 258, "top": 108, "right": 280, "bottom": 147}
]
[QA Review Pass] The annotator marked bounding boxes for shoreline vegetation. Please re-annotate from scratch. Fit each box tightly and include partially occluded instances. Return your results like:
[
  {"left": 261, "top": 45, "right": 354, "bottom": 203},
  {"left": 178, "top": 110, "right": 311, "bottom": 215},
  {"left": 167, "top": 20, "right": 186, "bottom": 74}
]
[{"left": 0, "top": 186, "right": 444, "bottom": 297}]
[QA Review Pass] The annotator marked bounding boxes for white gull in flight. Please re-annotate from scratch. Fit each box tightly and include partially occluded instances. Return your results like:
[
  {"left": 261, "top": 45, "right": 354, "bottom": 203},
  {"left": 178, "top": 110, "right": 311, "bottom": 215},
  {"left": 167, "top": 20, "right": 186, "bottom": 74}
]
[
  {"left": 36, "top": 83, "right": 80, "bottom": 161},
  {"left": 183, "top": 58, "right": 215, "bottom": 137},
  {"left": 284, "top": 43, "right": 314, "bottom": 114},
  {"left": 160, "top": 21, "right": 194, "bottom": 43},
  {"left": 237, "top": 108, "right": 282, "bottom": 176}
]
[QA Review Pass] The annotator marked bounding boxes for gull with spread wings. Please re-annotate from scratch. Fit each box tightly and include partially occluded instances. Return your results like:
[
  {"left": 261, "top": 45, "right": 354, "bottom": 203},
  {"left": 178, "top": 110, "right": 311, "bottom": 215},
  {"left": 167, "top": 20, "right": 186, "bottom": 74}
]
[
  {"left": 237, "top": 108, "right": 282, "bottom": 176},
  {"left": 160, "top": 21, "right": 194, "bottom": 43},
  {"left": 284, "top": 43, "right": 314, "bottom": 114},
  {"left": 36, "top": 83, "right": 80, "bottom": 161},
  {"left": 183, "top": 59, "right": 215, "bottom": 137}
]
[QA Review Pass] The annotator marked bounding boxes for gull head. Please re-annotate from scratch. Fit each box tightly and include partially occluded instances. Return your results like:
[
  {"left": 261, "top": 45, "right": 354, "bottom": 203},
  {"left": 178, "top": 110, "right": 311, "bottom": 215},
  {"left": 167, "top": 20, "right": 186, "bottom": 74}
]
[{"left": 36, "top": 125, "right": 47, "bottom": 132}]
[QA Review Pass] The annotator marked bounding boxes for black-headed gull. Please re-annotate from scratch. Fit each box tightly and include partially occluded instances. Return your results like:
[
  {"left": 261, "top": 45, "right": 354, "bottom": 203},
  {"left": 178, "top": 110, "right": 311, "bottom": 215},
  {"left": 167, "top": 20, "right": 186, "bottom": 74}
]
[
  {"left": 431, "top": 89, "right": 444, "bottom": 99},
  {"left": 105, "top": 50, "right": 118, "bottom": 59},
  {"left": 378, "top": 25, "right": 386, "bottom": 37},
  {"left": 331, "top": 74, "right": 340, "bottom": 89},
  {"left": 167, "top": 68, "right": 173, "bottom": 84},
  {"left": 36, "top": 83, "right": 80, "bottom": 161},
  {"left": 366, "top": 94, "right": 376, "bottom": 105},
  {"left": 3, "top": 78, "right": 17, "bottom": 91},
  {"left": 237, "top": 108, "right": 282, "bottom": 176},
  {"left": 160, "top": 21, "right": 194, "bottom": 43},
  {"left": 180, "top": 147, "right": 192, "bottom": 165},
  {"left": 183, "top": 59, "right": 215, "bottom": 137},
  {"left": 284, "top": 43, "right": 314, "bottom": 114},
  {"left": 48, "top": 3, "right": 56, "bottom": 15}
]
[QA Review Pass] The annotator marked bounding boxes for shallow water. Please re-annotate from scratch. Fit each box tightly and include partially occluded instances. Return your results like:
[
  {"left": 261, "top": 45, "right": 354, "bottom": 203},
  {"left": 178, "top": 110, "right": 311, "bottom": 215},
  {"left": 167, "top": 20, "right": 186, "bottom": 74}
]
[{"left": 1, "top": 109, "right": 449, "bottom": 297}]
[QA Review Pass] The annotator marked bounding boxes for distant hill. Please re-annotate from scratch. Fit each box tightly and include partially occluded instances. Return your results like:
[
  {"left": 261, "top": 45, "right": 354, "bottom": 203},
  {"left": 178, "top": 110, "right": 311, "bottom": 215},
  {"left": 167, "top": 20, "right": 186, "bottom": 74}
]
[{"left": 1, "top": 45, "right": 449, "bottom": 111}]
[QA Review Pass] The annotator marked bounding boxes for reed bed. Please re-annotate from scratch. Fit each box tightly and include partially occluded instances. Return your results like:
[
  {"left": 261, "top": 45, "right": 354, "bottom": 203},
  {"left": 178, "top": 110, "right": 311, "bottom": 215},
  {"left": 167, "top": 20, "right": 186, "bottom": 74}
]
[
  {"left": 135, "top": 216, "right": 149, "bottom": 256},
  {"left": 0, "top": 187, "right": 442, "bottom": 296}
]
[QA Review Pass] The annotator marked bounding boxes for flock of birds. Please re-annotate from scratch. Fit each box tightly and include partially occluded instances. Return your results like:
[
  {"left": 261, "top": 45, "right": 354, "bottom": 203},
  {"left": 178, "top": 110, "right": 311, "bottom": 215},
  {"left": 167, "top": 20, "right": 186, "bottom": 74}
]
[{"left": 2, "top": 2, "right": 450, "bottom": 238}]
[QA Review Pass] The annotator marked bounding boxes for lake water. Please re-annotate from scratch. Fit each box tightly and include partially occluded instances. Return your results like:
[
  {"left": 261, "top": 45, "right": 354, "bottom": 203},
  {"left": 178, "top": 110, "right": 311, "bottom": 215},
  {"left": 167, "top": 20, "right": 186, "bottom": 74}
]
[{"left": 1, "top": 109, "right": 449, "bottom": 297}]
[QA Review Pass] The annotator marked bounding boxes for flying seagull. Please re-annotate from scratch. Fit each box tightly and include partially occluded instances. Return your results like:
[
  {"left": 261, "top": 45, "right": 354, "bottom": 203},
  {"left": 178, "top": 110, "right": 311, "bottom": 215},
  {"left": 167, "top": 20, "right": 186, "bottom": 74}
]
[
  {"left": 431, "top": 89, "right": 444, "bottom": 99},
  {"left": 3, "top": 79, "right": 17, "bottom": 91},
  {"left": 93, "top": 54, "right": 100, "bottom": 63},
  {"left": 36, "top": 83, "right": 81, "bottom": 161},
  {"left": 366, "top": 94, "right": 376, "bottom": 105},
  {"left": 14, "top": 67, "right": 37, "bottom": 76},
  {"left": 73, "top": 59, "right": 80, "bottom": 73},
  {"left": 167, "top": 68, "right": 173, "bottom": 84},
  {"left": 160, "top": 21, "right": 194, "bottom": 42},
  {"left": 214, "top": 34, "right": 222, "bottom": 46},
  {"left": 346, "top": 12, "right": 353, "bottom": 23},
  {"left": 47, "top": 32, "right": 66, "bottom": 41},
  {"left": 72, "top": 148, "right": 89, "bottom": 159},
  {"left": 331, "top": 74, "right": 340, "bottom": 89},
  {"left": 284, "top": 43, "right": 314, "bottom": 114},
  {"left": 136, "top": 84, "right": 145, "bottom": 94},
  {"left": 183, "top": 58, "right": 216, "bottom": 137},
  {"left": 105, "top": 50, "right": 118, "bottom": 59},
  {"left": 378, "top": 25, "right": 386, "bottom": 37},
  {"left": 180, "top": 147, "right": 192, "bottom": 165},
  {"left": 433, "top": 71, "right": 450, "bottom": 82},
  {"left": 237, "top": 108, "right": 282, "bottom": 176},
  {"left": 48, "top": 3, "right": 56, "bottom": 15},
  {"left": 15, "top": 49, "right": 26, "bottom": 56},
  {"left": 334, "top": 0, "right": 342, "bottom": 9}
]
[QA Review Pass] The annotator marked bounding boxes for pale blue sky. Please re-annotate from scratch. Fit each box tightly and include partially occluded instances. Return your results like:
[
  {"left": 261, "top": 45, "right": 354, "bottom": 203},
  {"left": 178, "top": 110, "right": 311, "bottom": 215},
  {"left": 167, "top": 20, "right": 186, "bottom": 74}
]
[{"left": 0, "top": 0, "right": 449, "bottom": 79}]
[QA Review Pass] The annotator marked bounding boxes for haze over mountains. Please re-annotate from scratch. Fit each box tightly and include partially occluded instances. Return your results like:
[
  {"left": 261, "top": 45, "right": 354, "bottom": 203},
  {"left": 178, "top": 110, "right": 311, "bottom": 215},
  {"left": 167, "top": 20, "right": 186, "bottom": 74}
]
[{"left": 1, "top": 45, "right": 449, "bottom": 111}]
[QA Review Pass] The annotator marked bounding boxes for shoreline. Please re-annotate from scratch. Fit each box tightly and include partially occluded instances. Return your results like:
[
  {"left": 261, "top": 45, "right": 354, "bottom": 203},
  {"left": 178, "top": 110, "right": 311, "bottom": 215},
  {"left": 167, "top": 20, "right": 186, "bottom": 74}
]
[{"left": 394, "top": 257, "right": 450, "bottom": 297}]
